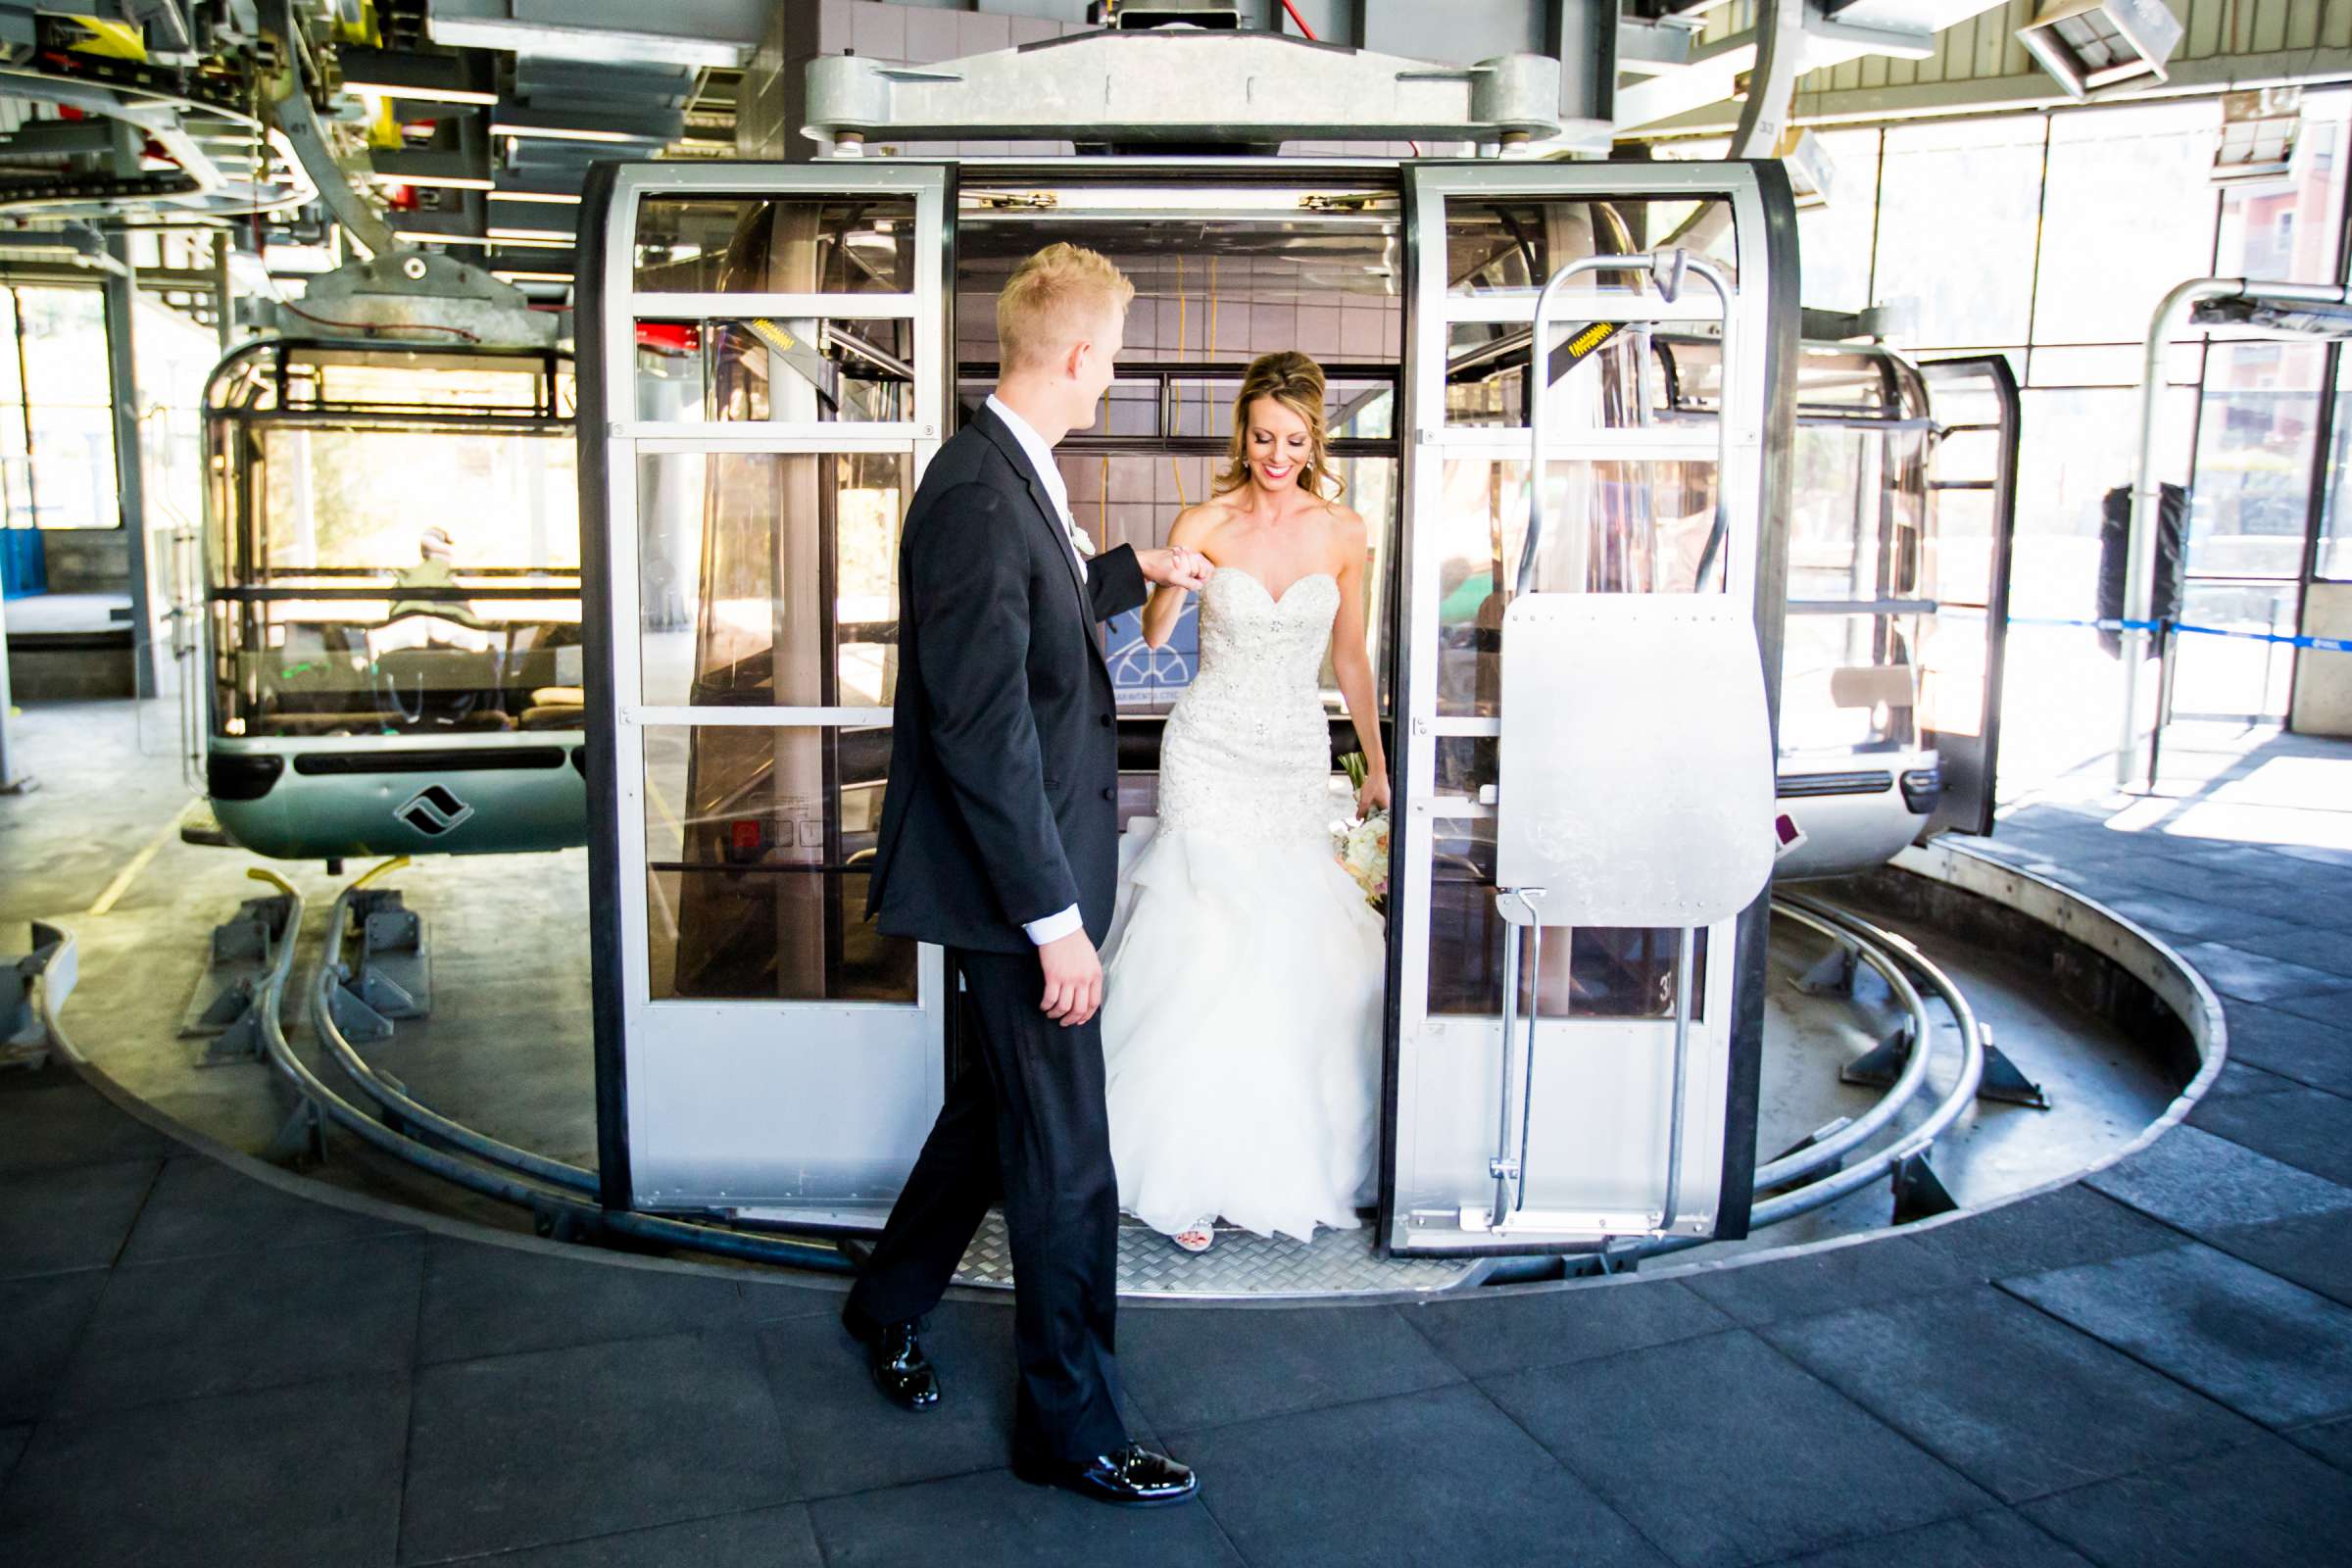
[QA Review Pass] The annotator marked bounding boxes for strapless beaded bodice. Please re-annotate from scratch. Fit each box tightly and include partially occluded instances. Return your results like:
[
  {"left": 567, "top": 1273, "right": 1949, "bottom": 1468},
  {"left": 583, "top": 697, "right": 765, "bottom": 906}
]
[{"left": 1155, "top": 567, "right": 1340, "bottom": 842}]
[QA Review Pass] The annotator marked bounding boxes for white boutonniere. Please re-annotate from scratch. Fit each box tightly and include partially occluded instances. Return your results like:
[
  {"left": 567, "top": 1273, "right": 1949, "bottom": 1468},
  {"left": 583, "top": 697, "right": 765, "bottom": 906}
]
[{"left": 1068, "top": 522, "right": 1097, "bottom": 560}]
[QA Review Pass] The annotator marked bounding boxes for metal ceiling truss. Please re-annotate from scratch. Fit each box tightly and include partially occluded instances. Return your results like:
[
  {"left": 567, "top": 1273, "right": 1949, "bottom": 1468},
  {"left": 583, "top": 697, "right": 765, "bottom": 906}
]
[{"left": 0, "top": 0, "right": 2060, "bottom": 288}]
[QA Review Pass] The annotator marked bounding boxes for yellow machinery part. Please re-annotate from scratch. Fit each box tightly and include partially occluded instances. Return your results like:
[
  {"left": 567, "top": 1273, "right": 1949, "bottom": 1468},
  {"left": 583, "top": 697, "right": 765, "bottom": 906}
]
[{"left": 53, "top": 18, "right": 148, "bottom": 60}]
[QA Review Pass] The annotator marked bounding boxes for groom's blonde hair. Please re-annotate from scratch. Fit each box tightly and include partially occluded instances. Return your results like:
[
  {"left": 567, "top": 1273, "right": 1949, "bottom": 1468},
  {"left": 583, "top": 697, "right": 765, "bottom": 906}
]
[{"left": 997, "top": 243, "right": 1134, "bottom": 372}]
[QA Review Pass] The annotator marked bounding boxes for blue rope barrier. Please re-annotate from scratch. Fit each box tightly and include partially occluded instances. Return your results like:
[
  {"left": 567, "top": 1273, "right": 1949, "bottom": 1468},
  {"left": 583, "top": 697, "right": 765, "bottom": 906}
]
[{"left": 1960, "top": 611, "right": 2352, "bottom": 655}]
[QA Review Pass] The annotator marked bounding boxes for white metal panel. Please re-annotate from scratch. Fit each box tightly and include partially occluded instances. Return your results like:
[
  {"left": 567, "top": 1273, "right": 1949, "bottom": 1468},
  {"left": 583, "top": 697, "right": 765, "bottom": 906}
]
[{"left": 1495, "top": 594, "right": 1775, "bottom": 927}]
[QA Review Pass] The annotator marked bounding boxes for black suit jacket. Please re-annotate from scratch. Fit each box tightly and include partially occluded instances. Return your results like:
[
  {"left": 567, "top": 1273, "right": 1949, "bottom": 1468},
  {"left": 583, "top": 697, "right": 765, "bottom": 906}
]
[{"left": 865, "top": 403, "right": 1150, "bottom": 955}]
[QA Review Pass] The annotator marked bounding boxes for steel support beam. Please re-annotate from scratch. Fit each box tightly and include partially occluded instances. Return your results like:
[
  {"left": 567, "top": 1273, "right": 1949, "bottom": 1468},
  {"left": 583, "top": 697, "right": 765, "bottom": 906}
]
[
  {"left": 102, "top": 232, "right": 154, "bottom": 700},
  {"left": 804, "top": 27, "right": 1591, "bottom": 152},
  {"left": 262, "top": 0, "right": 398, "bottom": 259},
  {"left": 0, "top": 578, "right": 21, "bottom": 792}
]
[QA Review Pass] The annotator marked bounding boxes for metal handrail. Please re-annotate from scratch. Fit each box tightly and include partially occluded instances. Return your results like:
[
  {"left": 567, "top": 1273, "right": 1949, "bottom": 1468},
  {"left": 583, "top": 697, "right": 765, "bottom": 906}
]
[{"left": 1522, "top": 249, "right": 1736, "bottom": 599}]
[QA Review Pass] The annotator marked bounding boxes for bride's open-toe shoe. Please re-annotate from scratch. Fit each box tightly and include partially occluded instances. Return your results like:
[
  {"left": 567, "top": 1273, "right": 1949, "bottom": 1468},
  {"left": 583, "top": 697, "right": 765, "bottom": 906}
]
[{"left": 1171, "top": 1222, "right": 1215, "bottom": 1254}]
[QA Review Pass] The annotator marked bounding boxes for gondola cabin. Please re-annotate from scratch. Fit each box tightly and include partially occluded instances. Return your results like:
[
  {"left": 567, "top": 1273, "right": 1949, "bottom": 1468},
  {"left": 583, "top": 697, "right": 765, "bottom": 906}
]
[
  {"left": 574, "top": 148, "right": 2014, "bottom": 1256},
  {"left": 200, "top": 338, "right": 586, "bottom": 859}
]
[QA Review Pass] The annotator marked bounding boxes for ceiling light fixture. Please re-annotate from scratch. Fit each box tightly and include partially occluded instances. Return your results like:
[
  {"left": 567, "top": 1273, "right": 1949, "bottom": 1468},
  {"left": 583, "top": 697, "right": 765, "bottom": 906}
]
[
  {"left": 349, "top": 80, "right": 498, "bottom": 107},
  {"left": 488, "top": 121, "right": 645, "bottom": 144},
  {"left": 430, "top": 16, "right": 749, "bottom": 71},
  {"left": 370, "top": 172, "right": 495, "bottom": 191},
  {"left": 339, "top": 45, "right": 500, "bottom": 106}
]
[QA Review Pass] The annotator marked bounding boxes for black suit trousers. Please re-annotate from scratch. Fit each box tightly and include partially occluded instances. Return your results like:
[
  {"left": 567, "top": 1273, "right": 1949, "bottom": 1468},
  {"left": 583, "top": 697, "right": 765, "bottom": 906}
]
[{"left": 846, "top": 945, "right": 1127, "bottom": 1463}]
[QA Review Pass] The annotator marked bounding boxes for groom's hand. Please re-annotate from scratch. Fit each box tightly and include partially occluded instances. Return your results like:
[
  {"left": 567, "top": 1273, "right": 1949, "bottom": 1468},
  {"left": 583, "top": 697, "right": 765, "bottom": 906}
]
[
  {"left": 1138, "top": 545, "right": 1211, "bottom": 593},
  {"left": 1038, "top": 930, "right": 1104, "bottom": 1027}
]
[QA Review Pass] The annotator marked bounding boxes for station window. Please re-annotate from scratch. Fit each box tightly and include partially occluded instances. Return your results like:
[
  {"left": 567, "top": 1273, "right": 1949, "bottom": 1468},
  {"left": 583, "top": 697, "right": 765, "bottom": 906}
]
[
  {"left": 2033, "top": 102, "right": 2223, "bottom": 349},
  {"left": 2322, "top": 380, "right": 2352, "bottom": 582},
  {"left": 0, "top": 286, "right": 119, "bottom": 530},
  {"left": 2189, "top": 339, "right": 2328, "bottom": 581}
]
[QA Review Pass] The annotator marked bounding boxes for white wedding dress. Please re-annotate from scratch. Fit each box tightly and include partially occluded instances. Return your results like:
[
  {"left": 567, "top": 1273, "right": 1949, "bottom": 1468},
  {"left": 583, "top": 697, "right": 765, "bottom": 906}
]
[{"left": 1099, "top": 565, "right": 1386, "bottom": 1244}]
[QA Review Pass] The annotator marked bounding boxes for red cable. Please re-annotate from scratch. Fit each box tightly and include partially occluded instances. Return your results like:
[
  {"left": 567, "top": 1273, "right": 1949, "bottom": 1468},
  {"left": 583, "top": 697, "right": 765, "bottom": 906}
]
[{"left": 275, "top": 298, "right": 479, "bottom": 341}]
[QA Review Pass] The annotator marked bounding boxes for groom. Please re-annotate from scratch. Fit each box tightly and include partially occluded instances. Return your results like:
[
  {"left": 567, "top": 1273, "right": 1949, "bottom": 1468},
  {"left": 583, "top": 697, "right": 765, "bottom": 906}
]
[{"left": 849, "top": 243, "right": 1210, "bottom": 1506}]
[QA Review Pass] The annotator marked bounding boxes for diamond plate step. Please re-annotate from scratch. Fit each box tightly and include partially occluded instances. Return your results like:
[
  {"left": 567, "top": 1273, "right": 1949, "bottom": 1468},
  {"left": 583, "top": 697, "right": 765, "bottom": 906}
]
[{"left": 952, "top": 1211, "right": 1479, "bottom": 1299}]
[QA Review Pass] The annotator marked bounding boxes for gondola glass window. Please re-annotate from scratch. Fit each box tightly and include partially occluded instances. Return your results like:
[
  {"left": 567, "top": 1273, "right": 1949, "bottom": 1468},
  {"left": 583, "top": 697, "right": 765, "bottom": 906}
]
[
  {"left": 204, "top": 345, "right": 579, "bottom": 739},
  {"left": 630, "top": 189, "right": 926, "bottom": 1004},
  {"left": 948, "top": 196, "right": 1404, "bottom": 721},
  {"left": 0, "top": 287, "right": 120, "bottom": 531},
  {"left": 1419, "top": 191, "right": 1746, "bottom": 1023},
  {"left": 634, "top": 450, "right": 906, "bottom": 710},
  {"left": 633, "top": 197, "right": 915, "bottom": 295}
]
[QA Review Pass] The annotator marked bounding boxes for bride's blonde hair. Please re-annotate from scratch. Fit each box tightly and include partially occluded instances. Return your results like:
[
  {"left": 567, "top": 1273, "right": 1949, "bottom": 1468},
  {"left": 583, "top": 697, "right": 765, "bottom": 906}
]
[{"left": 1212, "top": 351, "right": 1345, "bottom": 503}]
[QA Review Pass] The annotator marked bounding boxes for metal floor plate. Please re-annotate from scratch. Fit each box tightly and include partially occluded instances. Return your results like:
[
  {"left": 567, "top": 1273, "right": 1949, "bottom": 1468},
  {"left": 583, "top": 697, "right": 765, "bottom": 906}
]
[{"left": 953, "top": 1211, "right": 1479, "bottom": 1299}]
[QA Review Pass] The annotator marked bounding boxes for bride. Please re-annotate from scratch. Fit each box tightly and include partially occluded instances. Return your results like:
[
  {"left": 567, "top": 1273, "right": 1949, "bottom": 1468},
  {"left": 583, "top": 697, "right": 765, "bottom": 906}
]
[{"left": 1100, "top": 351, "right": 1391, "bottom": 1253}]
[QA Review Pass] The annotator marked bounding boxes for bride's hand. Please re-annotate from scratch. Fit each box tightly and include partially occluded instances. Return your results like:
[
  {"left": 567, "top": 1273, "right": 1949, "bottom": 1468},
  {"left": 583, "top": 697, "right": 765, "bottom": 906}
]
[
  {"left": 1356, "top": 769, "right": 1391, "bottom": 818},
  {"left": 1140, "top": 545, "right": 1211, "bottom": 593}
]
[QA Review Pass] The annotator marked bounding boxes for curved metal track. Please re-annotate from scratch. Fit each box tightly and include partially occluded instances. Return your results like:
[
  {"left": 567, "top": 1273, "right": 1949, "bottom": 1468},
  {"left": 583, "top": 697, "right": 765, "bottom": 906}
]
[
  {"left": 1618, "top": 893, "right": 1990, "bottom": 1267},
  {"left": 260, "top": 864, "right": 855, "bottom": 1274},
  {"left": 266, "top": 859, "right": 2004, "bottom": 1288}
]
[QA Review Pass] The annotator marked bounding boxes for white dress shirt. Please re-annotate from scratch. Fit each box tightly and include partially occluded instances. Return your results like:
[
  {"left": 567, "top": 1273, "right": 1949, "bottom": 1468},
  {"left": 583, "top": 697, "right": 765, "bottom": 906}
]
[
  {"left": 985, "top": 394, "right": 1088, "bottom": 947},
  {"left": 987, "top": 394, "right": 1090, "bottom": 580}
]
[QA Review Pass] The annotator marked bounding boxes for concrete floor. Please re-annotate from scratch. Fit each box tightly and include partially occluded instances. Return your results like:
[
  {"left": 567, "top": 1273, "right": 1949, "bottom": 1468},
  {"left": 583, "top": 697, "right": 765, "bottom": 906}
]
[{"left": 6, "top": 699, "right": 2352, "bottom": 1564}]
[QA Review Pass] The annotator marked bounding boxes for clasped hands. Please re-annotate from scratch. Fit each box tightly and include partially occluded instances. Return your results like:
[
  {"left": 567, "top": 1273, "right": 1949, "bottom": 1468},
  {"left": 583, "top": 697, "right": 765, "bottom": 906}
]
[{"left": 1138, "top": 545, "right": 1213, "bottom": 594}]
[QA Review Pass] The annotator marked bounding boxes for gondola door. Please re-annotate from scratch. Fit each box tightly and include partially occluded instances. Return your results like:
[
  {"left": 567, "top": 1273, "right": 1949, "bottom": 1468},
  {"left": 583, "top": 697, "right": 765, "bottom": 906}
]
[
  {"left": 1383, "top": 160, "right": 1796, "bottom": 1256},
  {"left": 582, "top": 162, "right": 954, "bottom": 1225},
  {"left": 1917, "top": 354, "right": 2022, "bottom": 839}
]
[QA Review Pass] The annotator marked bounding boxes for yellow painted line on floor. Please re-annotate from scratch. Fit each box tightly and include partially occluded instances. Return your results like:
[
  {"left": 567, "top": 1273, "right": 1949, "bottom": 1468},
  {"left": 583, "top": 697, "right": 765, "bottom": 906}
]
[{"left": 85, "top": 816, "right": 180, "bottom": 917}]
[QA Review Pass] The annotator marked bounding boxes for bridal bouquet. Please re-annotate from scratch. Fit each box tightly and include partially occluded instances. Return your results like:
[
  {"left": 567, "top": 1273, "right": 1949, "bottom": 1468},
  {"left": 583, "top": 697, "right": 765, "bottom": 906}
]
[{"left": 1335, "top": 754, "right": 1391, "bottom": 915}]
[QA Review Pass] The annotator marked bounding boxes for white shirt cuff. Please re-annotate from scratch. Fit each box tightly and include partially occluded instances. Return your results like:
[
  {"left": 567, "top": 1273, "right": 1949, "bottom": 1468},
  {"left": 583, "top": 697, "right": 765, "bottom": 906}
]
[{"left": 1023, "top": 905, "right": 1085, "bottom": 945}]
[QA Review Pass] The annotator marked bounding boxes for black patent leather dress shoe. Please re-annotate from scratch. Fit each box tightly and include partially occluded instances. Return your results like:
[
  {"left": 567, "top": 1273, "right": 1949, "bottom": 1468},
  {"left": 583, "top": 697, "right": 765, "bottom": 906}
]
[
  {"left": 842, "top": 1308, "right": 939, "bottom": 1411},
  {"left": 1012, "top": 1444, "right": 1199, "bottom": 1507}
]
